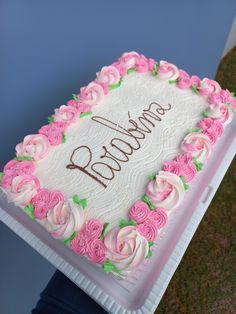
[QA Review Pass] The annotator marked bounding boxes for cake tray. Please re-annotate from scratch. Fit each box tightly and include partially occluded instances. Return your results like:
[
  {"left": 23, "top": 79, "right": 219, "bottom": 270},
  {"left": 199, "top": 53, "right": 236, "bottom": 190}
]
[{"left": 0, "top": 116, "right": 235, "bottom": 314}]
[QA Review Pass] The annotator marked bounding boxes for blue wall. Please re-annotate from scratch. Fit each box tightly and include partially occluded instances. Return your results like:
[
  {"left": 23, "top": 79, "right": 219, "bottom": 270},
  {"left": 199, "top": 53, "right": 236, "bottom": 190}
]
[{"left": 0, "top": 1, "right": 235, "bottom": 313}]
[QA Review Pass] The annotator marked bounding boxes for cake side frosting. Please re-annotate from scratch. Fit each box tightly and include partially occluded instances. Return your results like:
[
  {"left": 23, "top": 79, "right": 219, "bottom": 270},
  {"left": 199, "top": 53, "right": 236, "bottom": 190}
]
[{"left": 1, "top": 52, "right": 235, "bottom": 278}]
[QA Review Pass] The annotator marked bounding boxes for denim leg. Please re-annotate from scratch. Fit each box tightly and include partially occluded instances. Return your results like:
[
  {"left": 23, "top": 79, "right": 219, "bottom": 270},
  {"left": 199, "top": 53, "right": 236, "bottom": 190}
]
[{"left": 32, "top": 270, "right": 107, "bottom": 314}]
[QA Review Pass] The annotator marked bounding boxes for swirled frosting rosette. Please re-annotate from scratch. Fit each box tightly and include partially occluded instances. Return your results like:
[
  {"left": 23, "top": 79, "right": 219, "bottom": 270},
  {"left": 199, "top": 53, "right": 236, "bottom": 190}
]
[
  {"left": 16, "top": 134, "right": 50, "bottom": 161},
  {"left": 158, "top": 60, "right": 179, "bottom": 80},
  {"left": 205, "top": 102, "right": 233, "bottom": 126},
  {"left": 146, "top": 171, "right": 185, "bottom": 211},
  {"left": 6, "top": 175, "right": 40, "bottom": 207},
  {"left": 198, "top": 78, "right": 221, "bottom": 96},
  {"left": 40, "top": 198, "right": 86, "bottom": 239},
  {"left": 79, "top": 82, "right": 105, "bottom": 106},
  {"left": 181, "top": 132, "right": 212, "bottom": 163},
  {"left": 104, "top": 226, "right": 149, "bottom": 275},
  {"left": 96, "top": 65, "right": 121, "bottom": 85}
]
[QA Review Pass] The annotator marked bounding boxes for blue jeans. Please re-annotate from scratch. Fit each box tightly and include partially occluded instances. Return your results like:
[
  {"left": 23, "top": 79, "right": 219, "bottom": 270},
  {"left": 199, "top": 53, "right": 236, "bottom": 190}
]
[{"left": 32, "top": 270, "right": 107, "bottom": 314}]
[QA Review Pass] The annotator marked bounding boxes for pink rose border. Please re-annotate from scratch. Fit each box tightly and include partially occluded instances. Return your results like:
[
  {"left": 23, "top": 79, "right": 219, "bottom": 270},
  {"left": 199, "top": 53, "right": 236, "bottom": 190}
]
[{"left": 1, "top": 52, "right": 235, "bottom": 277}]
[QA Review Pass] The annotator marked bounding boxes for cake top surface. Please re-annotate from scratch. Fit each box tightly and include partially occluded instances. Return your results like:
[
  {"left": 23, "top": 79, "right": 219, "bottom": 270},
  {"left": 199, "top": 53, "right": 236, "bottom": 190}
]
[{"left": 1, "top": 51, "right": 235, "bottom": 278}]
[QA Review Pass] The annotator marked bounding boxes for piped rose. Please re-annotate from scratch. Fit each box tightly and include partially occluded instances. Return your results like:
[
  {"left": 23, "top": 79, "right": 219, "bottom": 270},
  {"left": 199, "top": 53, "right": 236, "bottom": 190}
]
[
  {"left": 128, "top": 200, "right": 150, "bottom": 224},
  {"left": 146, "top": 171, "right": 185, "bottom": 211},
  {"left": 31, "top": 188, "right": 64, "bottom": 220},
  {"left": 197, "top": 118, "right": 224, "bottom": 144},
  {"left": 2, "top": 160, "right": 35, "bottom": 189},
  {"left": 16, "top": 134, "right": 49, "bottom": 161},
  {"left": 79, "top": 82, "right": 105, "bottom": 106},
  {"left": 104, "top": 226, "right": 149, "bottom": 274},
  {"left": 137, "top": 221, "right": 158, "bottom": 241},
  {"left": 87, "top": 238, "right": 107, "bottom": 264},
  {"left": 198, "top": 78, "right": 221, "bottom": 96},
  {"left": 84, "top": 219, "right": 103, "bottom": 239},
  {"left": 158, "top": 60, "right": 179, "bottom": 80},
  {"left": 148, "top": 208, "right": 168, "bottom": 228},
  {"left": 42, "top": 199, "right": 85, "bottom": 239},
  {"left": 119, "top": 51, "right": 140, "bottom": 69},
  {"left": 53, "top": 105, "right": 78, "bottom": 126},
  {"left": 205, "top": 102, "right": 233, "bottom": 126},
  {"left": 96, "top": 65, "right": 121, "bottom": 85},
  {"left": 163, "top": 153, "right": 197, "bottom": 182},
  {"left": 181, "top": 132, "right": 212, "bottom": 163},
  {"left": 6, "top": 175, "right": 40, "bottom": 207},
  {"left": 39, "top": 122, "right": 64, "bottom": 146}
]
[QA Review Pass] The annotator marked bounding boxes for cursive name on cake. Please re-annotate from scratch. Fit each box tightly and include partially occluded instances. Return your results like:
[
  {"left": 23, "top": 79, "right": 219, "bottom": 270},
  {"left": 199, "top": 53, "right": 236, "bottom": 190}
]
[{"left": 66, "top": 102, "right": 172, "bottom": 188}]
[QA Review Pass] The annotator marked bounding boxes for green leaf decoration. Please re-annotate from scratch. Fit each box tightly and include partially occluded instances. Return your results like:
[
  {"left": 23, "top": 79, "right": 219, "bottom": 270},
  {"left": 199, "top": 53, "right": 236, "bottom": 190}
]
[
  {"left": 48, "top": 115, "right": 55, "bottom": 123},
  {"left": 202, "top": 111, "right": 209, "bottom": 118},
  {"left": 127, "top": 68, "right": 136, "bottom": 74},
  {"left": 147, "top": 248, "right": 153, "bottom": 258},
  {"left": 180, "top": 176, "right": 189, "bottom": 191},
  {"left": 62, "top": 132, "right": 67, "bottom": 143},
  {"left": 63, "top": 231, "right": 77, "bottom": 246},
  {"left": 15, "top": 156, "right": 33, "bottom": 161},
  {"left": 109, "top": 78, "right": 123, "bottom": 90},
  {"left": 148, "top": 241, "right": 154, "bottom": 248},
  {"left": 152, "top": 63, "right": 159, "bottom": 77},
  {"left": 232, "top": 107, "right": 236, "bottom": 112},
  {"left": 191, "top": 84, "right": 199, "bottom": 94},
  {"left": 102, "top": 259, "right": 122, "bottom": 274},
  {"left": 169, "top": 79, "right": 177, "bottom": 84},
  {"left": 72, "top": 94, "right": 79, "bottom": 101},
  {"left": 193, "top": 157, "right": 203, "bottom": 171},
  {"left": 148, "top": 173, "right": 156, "bottom": 181},
  {"left": 186, "top": 127, "right": 202, "bottom": 134},
  {"left": 80, "top": 111, "right": 92, "bottom": 118},
  {"left": 100, "top": 222, "right": 109, "bottom": 240},
  {"left": 230, "top": 91, "right": 235, "bottom": 97},
  {"left": 142, "top": 194, "right": 156, "bottom": 210},
  {"left": 0, "top": 172, "right": 4, "bottom": 186},
  {"left": 23, "top": 204, "right": 35, "bottom": 219},
  {"left": 119, "top": 218, "right": 137, "bottom": 228},
  {"left": 72, "top": 194, "right": 88, "bottom": 209}
]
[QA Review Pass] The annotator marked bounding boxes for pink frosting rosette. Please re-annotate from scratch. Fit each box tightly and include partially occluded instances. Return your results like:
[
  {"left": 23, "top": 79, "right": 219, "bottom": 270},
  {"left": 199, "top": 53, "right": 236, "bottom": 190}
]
[
  {"left": 137, "top": 220, "right": 158, "bottom": 241},
  {"left": 96, "top": 65, "right": 121, "bottom": 85},
  {"left": 177, "top": 70, "right": 192, "bottom": 89},
  {"left": 84, "top": 219, "right": 103, "bottom": 239},
  {"left": 119, "top": 51, "right": 140, "bottom": 69},
  {"left": 157, "top": 60, "right": 179, "bottom": 80},
  {"left": 71, "top": 230, "right": 88, "bottom": 256},
  {"left": 148, "top": 208, "right": 168, "bottom": 228},
  {"left": 112, "top": 61, "right": 128, "bottom": 76},
  {"left": 39, "top": 122, "right": 64, "bottom": 146},
  {"left": 181, "top": 132, "right": 212, "bottom": 163},
  {"left": 198, "top": 78, "right": 221, "bottom": 96},
  {"left": 6, "top": 175, "right": 40, "bottom": 207},
  {"left": 104, "top": 226, "right": 149, "bottom": 273},
  {"left": 128, "top": 200, "right": 150, "bottom": 224},
  {"left": 41, "top": 199, "right": 85, "bottom": 239},
  {"left": 206, "top": 102, "right": 233, "bottom": 126},
  {"left": 197, "top": 118, "right": 224, "bottom": 144},
  {"left": 31, "top": 188, "right": 64, "bottom": 219},
  {"left": 16, "top": 134, "right": 49, "bottom": 161},
  {"left": 53, "top": 105, "right": 78, "bottom": 126},
  {"left": 2, "top": 160, "right": 35, "bottom": 188},
  {"left": 135, "top": 54, "right": 149, "bottom": 73},
  {"left": 146, "top": 171, "right": 185, "bottom": 211},
  {"left": 67, "top": 99, "right": 92, "bottom": 113},
  {"left": 79, "top": 82, "right": 105, "bottom": 106},
  {"left": 87, "top": 238, "right": 107, "bottom": 264},
  {"left": 163, "top": 153, "right": 197, "bottom": 182}
]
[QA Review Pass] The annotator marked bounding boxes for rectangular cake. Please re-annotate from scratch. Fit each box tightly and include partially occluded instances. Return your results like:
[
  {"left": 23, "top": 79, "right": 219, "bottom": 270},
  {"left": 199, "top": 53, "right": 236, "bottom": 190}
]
[{"left": 1, "top": 51, "right": 235, "bottom": 279}]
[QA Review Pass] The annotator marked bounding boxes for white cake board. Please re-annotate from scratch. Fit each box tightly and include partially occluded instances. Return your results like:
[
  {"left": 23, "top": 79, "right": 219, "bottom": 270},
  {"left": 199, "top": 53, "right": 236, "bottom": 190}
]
[{"left": 0, "top": 116, "right": 235, "bottom": 313}]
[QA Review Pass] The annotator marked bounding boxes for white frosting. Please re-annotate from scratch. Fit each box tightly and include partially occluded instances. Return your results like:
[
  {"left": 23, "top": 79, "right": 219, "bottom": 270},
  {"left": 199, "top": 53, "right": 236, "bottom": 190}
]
[{"left": 34, "top": 73, "right": 208, "bottom": 227}]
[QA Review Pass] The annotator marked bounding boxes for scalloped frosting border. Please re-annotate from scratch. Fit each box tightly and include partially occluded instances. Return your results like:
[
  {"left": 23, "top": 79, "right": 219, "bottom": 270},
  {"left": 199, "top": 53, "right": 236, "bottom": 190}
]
[{"left": 1, "top": 52, "right": 235, "bottom": 278}]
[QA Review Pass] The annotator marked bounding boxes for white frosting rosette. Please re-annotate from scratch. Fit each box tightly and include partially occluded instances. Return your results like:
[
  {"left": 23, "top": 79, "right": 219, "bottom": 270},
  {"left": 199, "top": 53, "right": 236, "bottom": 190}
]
[
  {"left": 104, "top": 226, "right": 149, "bottom": 275},
  {"left": 7, "top": 175, "right": 40, "bottom": 207},
  {"left": 40, "top": 199, "right": 85, "bottom": 240},
  {"left": 181, "top": 132, "right": 212, "bottom": 163},
  {"left": 146, "top": 171, "right": 185, "bottom": 211},
  {"left": 158, "top": 60, "right": 179, "bottom": 80},
  {"left": 96, "top": 65, "right": 121, "bottom": 85},
  {"left": 16, "top": 134, "right": 49, "bottom": 161}
]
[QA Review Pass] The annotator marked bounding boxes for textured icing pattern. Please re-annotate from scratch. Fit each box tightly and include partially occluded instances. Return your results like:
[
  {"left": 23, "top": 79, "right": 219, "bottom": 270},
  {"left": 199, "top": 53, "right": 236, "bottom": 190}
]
[{"left": 34, "top": 73, "right": 207, "bottom": 228}]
